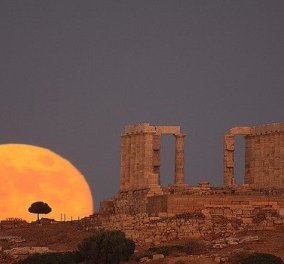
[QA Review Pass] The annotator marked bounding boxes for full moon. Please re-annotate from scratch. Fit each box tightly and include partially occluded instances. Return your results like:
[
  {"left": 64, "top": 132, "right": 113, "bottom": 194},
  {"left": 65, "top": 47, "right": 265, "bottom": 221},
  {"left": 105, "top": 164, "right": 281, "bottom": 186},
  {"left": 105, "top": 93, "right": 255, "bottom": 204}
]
[{"left": 0, "top": 144, "right": 93, "bottom": 222}]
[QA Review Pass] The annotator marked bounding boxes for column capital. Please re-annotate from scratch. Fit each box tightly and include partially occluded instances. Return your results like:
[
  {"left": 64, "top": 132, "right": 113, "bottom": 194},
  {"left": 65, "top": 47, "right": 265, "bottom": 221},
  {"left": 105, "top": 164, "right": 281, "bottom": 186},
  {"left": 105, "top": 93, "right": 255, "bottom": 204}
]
[
  {"left": 121, "top": 133, "right": 131, "bottom": 138},
  {"left": 174, "top": 133, "right": 186, "bottom": 138}
]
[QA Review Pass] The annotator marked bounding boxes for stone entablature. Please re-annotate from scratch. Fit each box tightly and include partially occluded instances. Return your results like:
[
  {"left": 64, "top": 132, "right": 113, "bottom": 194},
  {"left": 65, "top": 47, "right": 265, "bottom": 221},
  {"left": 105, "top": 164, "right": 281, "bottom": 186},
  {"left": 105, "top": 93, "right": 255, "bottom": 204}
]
[
  {"left": 120, "top": 123, "right": 186, "bottom": 193},
  {"left": 251, "top": 122, "right": 284, "bottom": 135},
  {"left": 224, "top": 122, "right": 284, "bottom": 188},
  {"left": 124, "top": 123, "right": 181, "bottom": 135}
]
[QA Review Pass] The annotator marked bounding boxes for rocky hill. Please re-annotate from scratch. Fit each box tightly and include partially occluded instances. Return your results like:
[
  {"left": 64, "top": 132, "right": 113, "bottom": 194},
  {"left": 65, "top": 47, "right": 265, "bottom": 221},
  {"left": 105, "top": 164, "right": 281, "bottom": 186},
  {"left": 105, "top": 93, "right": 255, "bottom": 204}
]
[{"left": 0, "top": 221, "right": 283, "bottom": 263}]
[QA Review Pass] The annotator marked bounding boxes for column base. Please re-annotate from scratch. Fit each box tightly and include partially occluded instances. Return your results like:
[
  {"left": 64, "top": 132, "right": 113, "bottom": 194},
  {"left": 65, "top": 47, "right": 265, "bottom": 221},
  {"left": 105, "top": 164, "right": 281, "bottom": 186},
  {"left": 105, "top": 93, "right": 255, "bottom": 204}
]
[
  {"left": 172, "top": 183, "right": 188, "bottom": 188},
  {"left": 147, "top": 185, "right": 163, "bottom": 196}
]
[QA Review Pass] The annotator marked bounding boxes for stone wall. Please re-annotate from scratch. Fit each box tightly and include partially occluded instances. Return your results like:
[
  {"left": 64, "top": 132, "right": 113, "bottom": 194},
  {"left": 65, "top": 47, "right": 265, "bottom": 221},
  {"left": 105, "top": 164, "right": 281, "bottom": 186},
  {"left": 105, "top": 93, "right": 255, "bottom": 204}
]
[
  {"left": 165, "top": 194, "right": 284, "bottom": 215},
  {"left": 113, "top": 189, "right": 149, "bottom": 215},
  {"left": 97, "top": 189, "right": 284, "bottom": 245},
  {"left": 95, "top": 193, "right": 284, "bottom": 246}
]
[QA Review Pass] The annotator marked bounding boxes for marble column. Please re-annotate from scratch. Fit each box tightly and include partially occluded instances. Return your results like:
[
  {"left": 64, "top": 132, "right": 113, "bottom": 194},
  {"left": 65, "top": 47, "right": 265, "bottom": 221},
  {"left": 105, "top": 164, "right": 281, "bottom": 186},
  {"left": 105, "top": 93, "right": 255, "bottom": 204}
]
[
  {"left": 153, "top": 134, "right": 161, "bottom": 184},
  {"left": 133, "top": 133, "right": 139, "bottom": 189},
  {"left": 143, "top": 132, "right": 156, "bottom": 186},
  {"left": 119, "top": 134, "right": 127, "bottom": 191},
  {"left": 129, "top": 134, "right": 136, "bottom": 189},
  {"left": 124, "top": 135, "right": 131, "bottom": 190},
  {"left": 138, "top": 133, "right": 144, "bottom": 188},
  {"left": 223, "top": 134, "right": 236, "bottom": 187},
  {"left": 174, "top": 134, "right": 186, "bottom": 185}
]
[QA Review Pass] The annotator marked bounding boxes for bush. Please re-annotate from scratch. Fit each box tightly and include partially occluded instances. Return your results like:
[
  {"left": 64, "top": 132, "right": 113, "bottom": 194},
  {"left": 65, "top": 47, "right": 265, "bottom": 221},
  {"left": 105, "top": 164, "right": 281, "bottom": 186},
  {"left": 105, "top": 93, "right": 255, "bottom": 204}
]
[
  {"left": 229, "top": 250, "right": 251, "bottom": 264},
  {"left": 182, "top": 238, "right": 205, "bottom": 255},
  {"left": 144, "top": 239, "right": 206, "bottom": 257},
  {"left": 16, "top": 251, "right": 83, "bottom": 264},
  {"left": 78, "top": 230, "right": 135, "bottom": 264},
  {"left": 146, "top": 245, "right": 173, "bottom": 256},
  {"left": 17, "top": 231, "right": 135, "bottom": 264},
  {"left": 239, "top": 253, "right": 283, "bottom": 264}
]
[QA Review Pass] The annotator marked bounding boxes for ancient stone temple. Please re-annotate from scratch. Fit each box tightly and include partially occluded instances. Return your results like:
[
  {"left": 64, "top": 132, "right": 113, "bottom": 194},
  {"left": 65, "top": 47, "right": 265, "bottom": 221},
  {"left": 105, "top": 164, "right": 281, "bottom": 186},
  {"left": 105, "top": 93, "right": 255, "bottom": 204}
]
[
  {"left": 224, "top": 122, "right": 284, "bottom": 188},
  {"left": 119, "top": 123, "right": 186, "bottom": 193},
  {"left": 95, "top": 122, "right": 284, "bottom": 246}
]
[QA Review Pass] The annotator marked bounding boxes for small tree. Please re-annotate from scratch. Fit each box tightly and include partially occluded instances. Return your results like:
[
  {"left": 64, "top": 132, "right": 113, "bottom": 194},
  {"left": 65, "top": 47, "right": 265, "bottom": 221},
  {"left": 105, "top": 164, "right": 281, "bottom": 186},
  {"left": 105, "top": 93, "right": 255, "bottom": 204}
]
[
  {"left": 78, "top": 230, "right": 135, "bottom": 264},
  {"left": 28, "top": 201, "right": 52, "bottom": 223}
]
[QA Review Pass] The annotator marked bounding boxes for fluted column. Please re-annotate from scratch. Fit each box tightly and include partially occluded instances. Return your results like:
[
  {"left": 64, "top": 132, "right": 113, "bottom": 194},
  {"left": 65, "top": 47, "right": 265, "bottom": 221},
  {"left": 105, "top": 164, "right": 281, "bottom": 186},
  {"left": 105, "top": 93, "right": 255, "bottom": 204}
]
[
  {"left": 119, "top": 134, "right": 127, "bottom": 191},
  {"left": 144, "top": 132, "right": 156, "bottom": 186},
  {"left": 125, "top": 135, "right": 131, "bottom": 189},
  {"left": 129, "top": 134, "right": 135, "bottom": 189},
  {"left": 174, "top": 134, "right": 186, "bottom": 185},
  {"left": 138, "top": 133, "right": 144, "bottom": 188},
  {"left": 134, "top": 133, "right": 139, "bottom": 189},
  {"left": 153, "top": 135, "right": 161, "bottom": 184},
  {"left": 223, "top": 134, "right": 236, "bottom": 187}
]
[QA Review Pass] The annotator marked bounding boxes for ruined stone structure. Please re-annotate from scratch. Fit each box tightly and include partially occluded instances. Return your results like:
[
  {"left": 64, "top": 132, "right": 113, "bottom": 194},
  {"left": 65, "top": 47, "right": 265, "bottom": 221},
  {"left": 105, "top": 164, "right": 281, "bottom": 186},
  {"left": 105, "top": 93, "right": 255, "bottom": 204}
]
[
  {"left": 94, "top": 122, "right": 284, "bottom": 246},
  {"left": 120, "top": 123, "right": 186, "bottom": 193},
  {"left": 224, "top": 122, "right": 284, "bottom": 188},
  {"left": 94, "top": 189, "right": 284, "bottom": 246}
]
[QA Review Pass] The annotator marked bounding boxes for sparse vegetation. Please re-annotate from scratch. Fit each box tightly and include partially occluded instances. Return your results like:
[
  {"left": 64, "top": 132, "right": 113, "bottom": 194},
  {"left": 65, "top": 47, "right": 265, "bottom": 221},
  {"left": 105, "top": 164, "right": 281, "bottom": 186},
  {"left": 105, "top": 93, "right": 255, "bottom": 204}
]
[
  {"left": 16, "top": 251, "right": 83, "bottom": 264},
  {"left": 182, "top": 238, "right": 205, "bottom": 255},
  {"left": 78, "top": 230, "right": 135, "bottom": 264},
  {"left": 230, "top": 251, "right": 283, "bottom": 264},
  {"left": 238, "top": 253, "right": 283, "bottom": 264},
  {"left": 143, "top": 238, "right": 206, "bottom": 257},
  {"left": 28, "top": 201, "right": 52, "bottom": 223},
  {"left": 229, "top": 250, "right": 252, "bottom": 264},
  {"left": 15, "top": 230, "right": 135, "bottom": 264}
]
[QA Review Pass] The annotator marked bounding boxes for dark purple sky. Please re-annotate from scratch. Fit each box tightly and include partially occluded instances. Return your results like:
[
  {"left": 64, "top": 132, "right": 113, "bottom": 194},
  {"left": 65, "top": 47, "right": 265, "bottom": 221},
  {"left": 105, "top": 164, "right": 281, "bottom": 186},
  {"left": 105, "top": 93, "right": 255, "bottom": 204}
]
[{"left": 1, "top": 1, "right": 284, "bottom": 210}]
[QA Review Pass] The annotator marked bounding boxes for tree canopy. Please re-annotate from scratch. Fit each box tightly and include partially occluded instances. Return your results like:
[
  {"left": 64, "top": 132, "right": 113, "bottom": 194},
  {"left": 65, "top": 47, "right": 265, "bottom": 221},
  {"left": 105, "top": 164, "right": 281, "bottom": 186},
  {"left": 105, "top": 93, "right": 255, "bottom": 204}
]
[{"left": 28, "top": 201, "right": 52, "bottom": 222}]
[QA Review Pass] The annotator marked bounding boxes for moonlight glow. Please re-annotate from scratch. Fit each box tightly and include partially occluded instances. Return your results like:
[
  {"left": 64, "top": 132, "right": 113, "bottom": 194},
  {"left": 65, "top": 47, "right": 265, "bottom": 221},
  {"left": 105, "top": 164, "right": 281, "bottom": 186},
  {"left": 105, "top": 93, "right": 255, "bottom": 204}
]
[{"left": 0, "top": 144, "right": 93, "bottom": 222}]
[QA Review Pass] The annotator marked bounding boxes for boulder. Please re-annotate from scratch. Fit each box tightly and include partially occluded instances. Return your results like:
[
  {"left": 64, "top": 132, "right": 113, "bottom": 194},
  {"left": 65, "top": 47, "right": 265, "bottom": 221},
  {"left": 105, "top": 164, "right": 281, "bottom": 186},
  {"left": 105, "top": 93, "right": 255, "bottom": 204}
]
[
  {"left": 152, "top": 254, "right": 165, "bottom": 260},
  {"left": 140, "top": 256, "right": 150, "bottom": 262}
]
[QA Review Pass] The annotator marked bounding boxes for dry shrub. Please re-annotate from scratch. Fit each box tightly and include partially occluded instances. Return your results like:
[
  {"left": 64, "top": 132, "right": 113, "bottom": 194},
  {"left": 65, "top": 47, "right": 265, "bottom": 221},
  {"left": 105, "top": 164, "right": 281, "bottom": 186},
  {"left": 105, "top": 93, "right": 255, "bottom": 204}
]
[
  {"left": 229, "top": 250, "right": 252, "bottom": 264},
  {"left": 144, "top": 238, "right": 207, "bottom": 257},
  {"left": 230, "top": 251, "right": 283, "bottom": 264},
  {"left": 175, "top": 260, "right": 186, "bottom": 264},
  {"left": 182, "top": 238, "right": 205, "bottom": 255},
  {"left": 239, "top": 253, "right": 283, "bottom": 264}
]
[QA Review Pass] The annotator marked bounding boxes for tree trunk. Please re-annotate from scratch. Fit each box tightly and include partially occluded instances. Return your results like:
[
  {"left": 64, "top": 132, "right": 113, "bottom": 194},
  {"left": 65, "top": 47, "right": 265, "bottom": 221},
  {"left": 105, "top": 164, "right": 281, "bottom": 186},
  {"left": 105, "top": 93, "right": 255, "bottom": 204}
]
[{"left": 37, "top": 213, "right": 40, "bottom": 223}]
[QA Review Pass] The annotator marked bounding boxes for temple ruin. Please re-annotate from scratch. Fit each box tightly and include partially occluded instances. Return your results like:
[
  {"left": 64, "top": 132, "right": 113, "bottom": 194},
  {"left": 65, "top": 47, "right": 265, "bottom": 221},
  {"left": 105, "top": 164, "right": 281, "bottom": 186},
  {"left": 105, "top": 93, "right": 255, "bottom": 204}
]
[
  {"left": 224, "top": 122, "right": 284, "bottom": 188},
  {"left": 120, "top": 123, "right": 186, "bottom": 193},
  {"left": 94, "top": 122, "right": 284, "bottom": 246}
]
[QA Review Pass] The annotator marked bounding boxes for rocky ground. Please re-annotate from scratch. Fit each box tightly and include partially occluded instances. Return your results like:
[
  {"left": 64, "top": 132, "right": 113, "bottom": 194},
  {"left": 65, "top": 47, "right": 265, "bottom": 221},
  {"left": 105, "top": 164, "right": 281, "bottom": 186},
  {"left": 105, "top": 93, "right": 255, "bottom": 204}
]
[
  {"left": 0, "top": 222, "right": 283, "bottom": 263},
  {"left": 0, "top": 221, "right": 93, "bottom": 263}
]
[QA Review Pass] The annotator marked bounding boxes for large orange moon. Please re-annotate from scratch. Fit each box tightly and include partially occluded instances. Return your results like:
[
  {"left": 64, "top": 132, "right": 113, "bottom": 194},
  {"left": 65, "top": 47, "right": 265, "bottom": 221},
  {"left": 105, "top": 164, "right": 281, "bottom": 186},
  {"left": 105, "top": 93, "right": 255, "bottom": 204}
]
[{"left": 0, "top": 144, "right": 93, "bottom": 222}]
